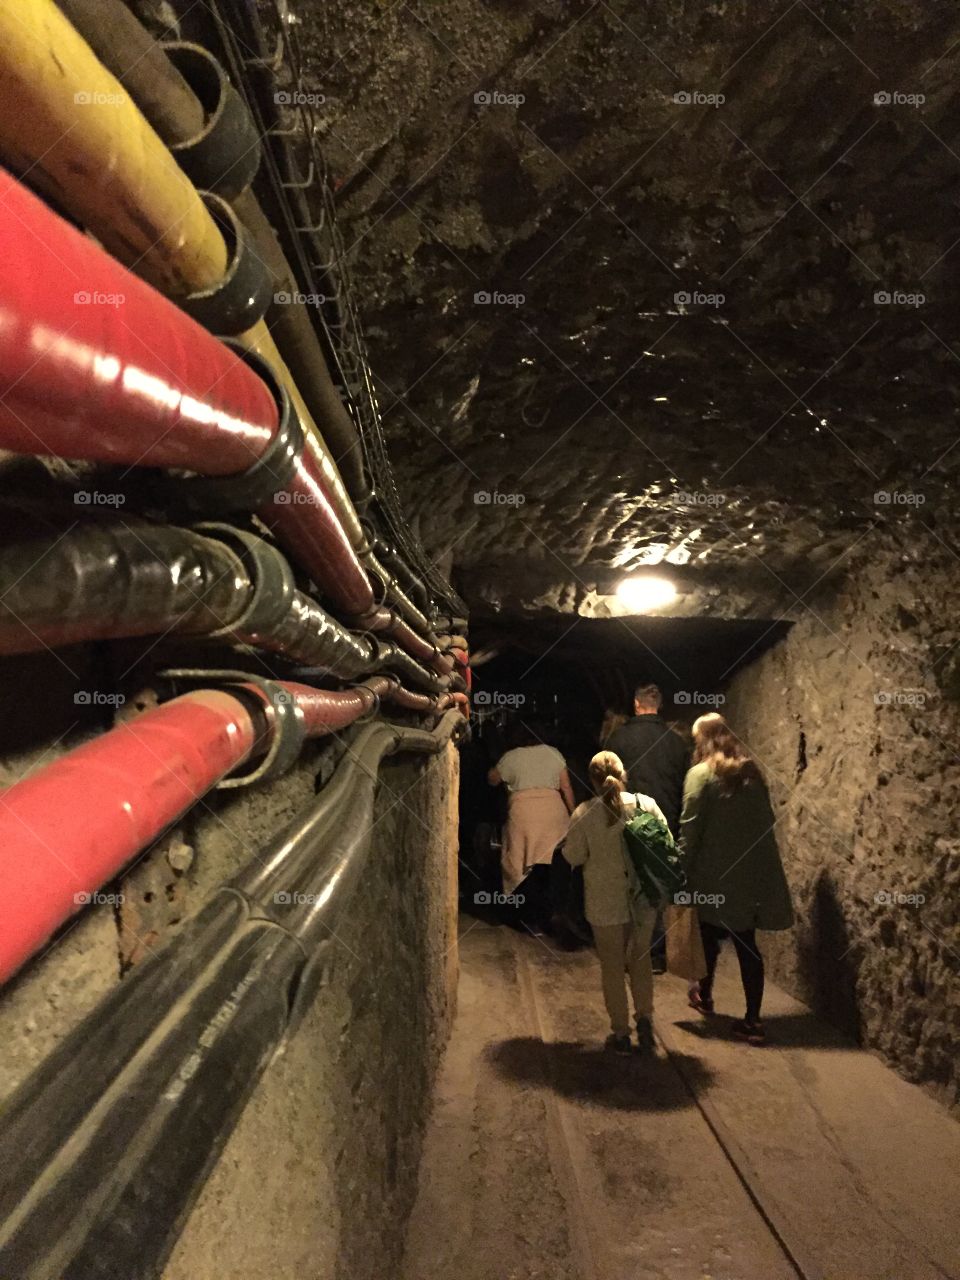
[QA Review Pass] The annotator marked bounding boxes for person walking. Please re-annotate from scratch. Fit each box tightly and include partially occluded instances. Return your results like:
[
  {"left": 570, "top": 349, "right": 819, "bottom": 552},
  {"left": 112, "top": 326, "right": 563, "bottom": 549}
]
[
  {"left": 679, "top": 713, "right": 794, "bottom": 1045},
  {"left": 488, "top": 723, "right": 574, "bottom": 924},
  {"left": 563, "top": 751, "right": 669, "bottom": 1055},
  {"left": 606, "top": 684, "right": 689, "bottom": 971},
  {"left": 606, "top": 684, "right": 688, "bottom": 832}
]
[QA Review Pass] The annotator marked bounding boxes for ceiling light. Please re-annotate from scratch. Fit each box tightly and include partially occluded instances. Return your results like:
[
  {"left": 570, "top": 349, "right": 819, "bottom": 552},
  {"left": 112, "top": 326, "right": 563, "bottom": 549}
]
[{"left": 615, "top": 575, "right": 677, "bottom": 612}]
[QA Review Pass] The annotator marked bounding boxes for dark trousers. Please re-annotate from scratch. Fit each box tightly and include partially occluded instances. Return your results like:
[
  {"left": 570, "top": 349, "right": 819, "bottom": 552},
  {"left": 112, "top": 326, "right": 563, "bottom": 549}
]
[{"left": 699, "top": 921, "right": 765, "bottom": 1021}]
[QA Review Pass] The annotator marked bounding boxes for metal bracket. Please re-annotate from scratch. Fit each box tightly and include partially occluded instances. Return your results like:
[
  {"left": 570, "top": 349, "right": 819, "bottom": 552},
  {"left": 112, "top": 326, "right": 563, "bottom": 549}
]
[{"left": 160, "top": 668, "right": 306, "bottom": 788}]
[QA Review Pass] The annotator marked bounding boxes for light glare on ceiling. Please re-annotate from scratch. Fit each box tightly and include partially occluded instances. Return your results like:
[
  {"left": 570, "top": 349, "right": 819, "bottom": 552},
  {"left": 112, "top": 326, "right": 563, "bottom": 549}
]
[{"left": 615, "top": 575, "right": 677, "bottom": 612}]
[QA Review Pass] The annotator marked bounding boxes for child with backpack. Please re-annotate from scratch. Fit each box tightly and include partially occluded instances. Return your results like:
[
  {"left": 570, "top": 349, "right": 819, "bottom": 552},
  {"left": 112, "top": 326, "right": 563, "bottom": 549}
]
[{"left": 562, "top": 750, "right": 679, "bottom": 1055}]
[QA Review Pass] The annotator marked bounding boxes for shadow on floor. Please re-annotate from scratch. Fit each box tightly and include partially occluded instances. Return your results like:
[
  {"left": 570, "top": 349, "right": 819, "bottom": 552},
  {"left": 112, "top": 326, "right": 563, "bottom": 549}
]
[
  {"left": 669, "top": 1012, "right": 859, "bottom": 1050},
  {"left": 487, "top": 1036, "right": 713, "bottom": 1111}
]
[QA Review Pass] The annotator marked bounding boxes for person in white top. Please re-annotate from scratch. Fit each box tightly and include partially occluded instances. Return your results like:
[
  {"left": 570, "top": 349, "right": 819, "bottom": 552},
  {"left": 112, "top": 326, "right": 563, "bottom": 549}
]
[
  {"left": 488, "top": 723, "right": 574, "bottom": 903},
  {"left": 563, "top": 750, "right": 668, "bottom": 1055}
]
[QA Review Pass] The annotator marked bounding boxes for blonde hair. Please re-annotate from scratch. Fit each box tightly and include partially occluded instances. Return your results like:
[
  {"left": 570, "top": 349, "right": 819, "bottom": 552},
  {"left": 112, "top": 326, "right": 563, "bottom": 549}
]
[
  {"left": 691, "top": 712, "right": 762, "bottom": 794},
  {"left": 588, "top": 750, "right": 628, "bottom": 825}
]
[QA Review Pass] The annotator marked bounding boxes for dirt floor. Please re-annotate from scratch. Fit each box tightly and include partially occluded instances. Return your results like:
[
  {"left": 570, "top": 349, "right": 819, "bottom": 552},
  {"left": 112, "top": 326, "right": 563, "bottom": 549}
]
[{"left": 401, "top": 917, "right": 960, "bottom": 1280}]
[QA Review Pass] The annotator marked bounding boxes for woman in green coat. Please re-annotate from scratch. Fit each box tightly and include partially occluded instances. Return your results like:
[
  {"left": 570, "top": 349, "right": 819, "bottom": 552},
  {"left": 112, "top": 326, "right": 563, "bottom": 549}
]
[{"left": 679, "top": 713, "right": 794, "bottom": 1045}]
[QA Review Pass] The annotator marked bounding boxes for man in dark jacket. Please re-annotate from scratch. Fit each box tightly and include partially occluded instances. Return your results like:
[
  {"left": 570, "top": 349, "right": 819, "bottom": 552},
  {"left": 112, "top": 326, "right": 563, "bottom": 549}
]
[
  {"left": 606, "top": 683, "right": 689, "bottom": 835},
  {"left": 606, "top": 683, "right": 689, "bottom": 972}
]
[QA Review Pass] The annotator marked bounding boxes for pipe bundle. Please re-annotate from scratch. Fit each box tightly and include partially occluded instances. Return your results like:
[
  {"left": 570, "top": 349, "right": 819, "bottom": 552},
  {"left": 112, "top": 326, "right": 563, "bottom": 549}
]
[{"left": 0, "top": 0, "right": 469, "bottom": 985}]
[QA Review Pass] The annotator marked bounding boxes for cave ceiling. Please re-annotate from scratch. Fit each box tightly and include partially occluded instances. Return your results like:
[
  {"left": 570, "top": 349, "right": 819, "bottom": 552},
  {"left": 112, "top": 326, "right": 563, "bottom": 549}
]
[{"left": 302, "top": 0, "right": 960, "bottom": 634}]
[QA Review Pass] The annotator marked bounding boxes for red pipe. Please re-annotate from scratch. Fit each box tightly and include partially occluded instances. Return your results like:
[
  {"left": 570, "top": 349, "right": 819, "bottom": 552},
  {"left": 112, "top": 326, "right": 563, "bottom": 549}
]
[
  {"left": 354, "top": 607, "right": 445, "bottom": 671},
  {"left": 0, "top": 673, "right": 449, "bottom": 983},
  {"left": 274, "top": 678, "right": 388, "bottom": 735},
  {"left": 0, "top": 170, "right": 274, "bottom": 472},
  {"left": 262, "top": 437, "right": 373, "bottom": 616},
  {"left": 388, "top": 685, "right": 436, "bottom": 713},
  {"left": 0, "top": 170, "right": 373, "bottom": 617},
  {"left": 0, "top": 691, "right": 260, "bottom": 984},
  {"left": 451, "top": 648, "right": 472, "bottom": 692}
]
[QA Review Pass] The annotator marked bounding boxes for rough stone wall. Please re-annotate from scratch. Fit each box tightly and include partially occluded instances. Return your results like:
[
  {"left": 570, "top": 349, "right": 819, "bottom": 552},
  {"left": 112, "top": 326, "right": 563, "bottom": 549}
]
[
  {"left": 0, "top": 673, "right": 460, "bottom": 1278},
  {"left": 722, "top": 534, "right": 960, "bottom": 1109}
]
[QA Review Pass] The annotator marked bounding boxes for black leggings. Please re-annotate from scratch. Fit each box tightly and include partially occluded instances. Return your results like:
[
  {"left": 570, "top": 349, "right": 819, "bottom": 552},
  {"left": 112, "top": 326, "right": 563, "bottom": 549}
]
[{"left": 699, "top": 922, "right": 765, "bottom": 1022}]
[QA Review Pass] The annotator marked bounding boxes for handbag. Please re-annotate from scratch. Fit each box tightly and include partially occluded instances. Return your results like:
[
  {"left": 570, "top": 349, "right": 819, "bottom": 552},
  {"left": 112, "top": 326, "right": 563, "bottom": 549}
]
[{"left": 663, "top": 902, "right": 707, "bottom": 981}]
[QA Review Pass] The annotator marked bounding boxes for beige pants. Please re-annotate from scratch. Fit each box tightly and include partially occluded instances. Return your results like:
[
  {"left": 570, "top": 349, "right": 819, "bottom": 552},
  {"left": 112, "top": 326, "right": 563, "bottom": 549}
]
[{"left": 592, "top": 911, "right": 656, "bottom": 1037}]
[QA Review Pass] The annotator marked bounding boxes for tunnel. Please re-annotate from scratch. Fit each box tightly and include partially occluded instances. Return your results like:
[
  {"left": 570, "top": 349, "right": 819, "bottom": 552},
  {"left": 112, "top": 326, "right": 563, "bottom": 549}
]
[{"left": 0, "top": 1, "right": 958, "bottom": 1278}]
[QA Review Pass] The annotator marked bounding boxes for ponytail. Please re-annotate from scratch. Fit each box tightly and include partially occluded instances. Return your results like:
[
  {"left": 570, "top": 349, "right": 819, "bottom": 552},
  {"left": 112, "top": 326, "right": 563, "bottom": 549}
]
[
  {"left": 600, "top": 773, "right": 624, "bottom": 825},
  {"left": 588, "top": 750, "right": 628, "bottom": 826}
]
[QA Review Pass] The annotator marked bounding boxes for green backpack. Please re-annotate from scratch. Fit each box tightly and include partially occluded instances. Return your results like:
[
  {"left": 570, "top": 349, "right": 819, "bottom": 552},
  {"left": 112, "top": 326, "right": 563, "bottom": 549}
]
[{"left": 622, "top": 809, "right": 686, "bottom": 911}]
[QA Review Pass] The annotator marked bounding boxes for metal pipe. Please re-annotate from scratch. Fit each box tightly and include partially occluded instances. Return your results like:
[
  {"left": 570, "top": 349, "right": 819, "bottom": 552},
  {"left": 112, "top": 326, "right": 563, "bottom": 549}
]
[
  {"left": 0, "top": 172, "right": 376, "bottom": 617},
  {"left": 52, "top": 0, "right": 371, "bottom": 503},
  {"left": 0, "top": 711, "right": 465, "bottom": 1280},
  {"left": 0, "top": 674, "right": 448, "bottom": 985},
  {"left": 0, "top": 171, "right": 274, "bottom": 473},
  {"left": 56, "top": 0, "right": 206, "bottom": 141},
  {"left": 0, "top": 0, "right": 226, "bottom": 296},
  {"left": 0, "top": 8, "right": 377, "bottom": 584},
  {"left": 15, "top": 0, "right": 452, "bottom": 642},
  {"left": 0, "top": 690, "right": 264, "bottom": 984},
  {"left": 375, "top": 643, "right": 449, "bottom": 694},
  {"left": 0, "top": 521, "right": 252, "bottom": 654},
  {"left": 242, "top": 589, "right": 376, "bottom": 678},
  {"left": 0, "top": 521, "right": 445, "bottom": 687}
]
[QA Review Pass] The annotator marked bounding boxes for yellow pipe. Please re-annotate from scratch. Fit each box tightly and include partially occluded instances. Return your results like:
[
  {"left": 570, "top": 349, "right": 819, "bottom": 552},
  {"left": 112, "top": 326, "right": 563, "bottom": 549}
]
[
  {"left": 0, "top": 1, "right": 363, "bottom": 551},
  {"left": 0, "top": 0, "right": 226, "bottom": 294}
]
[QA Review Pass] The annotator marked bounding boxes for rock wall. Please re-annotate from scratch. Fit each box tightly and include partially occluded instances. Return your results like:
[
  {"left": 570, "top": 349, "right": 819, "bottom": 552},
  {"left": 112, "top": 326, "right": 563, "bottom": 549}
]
[
  {"left": 0, "top": 672, "right": 460, "bottom": 1278},
  {"left": 723, "top": 533, "right": 960, "bottom": 1109}
]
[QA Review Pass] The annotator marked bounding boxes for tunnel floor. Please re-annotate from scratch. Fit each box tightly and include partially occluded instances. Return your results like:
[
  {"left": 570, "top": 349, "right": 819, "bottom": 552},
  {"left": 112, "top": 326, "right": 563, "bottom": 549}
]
[{"left": 401, "top": 918, "right": 960, "bottom": 1280}]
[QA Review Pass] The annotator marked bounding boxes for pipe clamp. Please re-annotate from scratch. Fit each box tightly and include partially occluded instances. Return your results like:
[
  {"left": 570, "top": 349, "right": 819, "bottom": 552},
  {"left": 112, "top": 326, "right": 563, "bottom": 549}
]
[
  {"left": 195, "top": 524, "right": 297, "bottom": 637},
  {"left": 170, "top": 345, "right": 305, "bottom": 514},
  {"left": 163, "top": 42, "right": 261, "bottom": 200},
  {"left": 180, "top": 193, "right": 272, "bottom": 336},
  {"left": 161, "top": 669, "right": 306, "bottom": 787}
]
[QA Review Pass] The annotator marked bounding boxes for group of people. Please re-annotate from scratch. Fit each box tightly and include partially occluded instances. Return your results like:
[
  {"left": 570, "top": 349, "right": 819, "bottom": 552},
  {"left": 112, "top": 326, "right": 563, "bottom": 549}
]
[{"left": 487, "top": 684, "right": 794, "bottom": 1054}]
